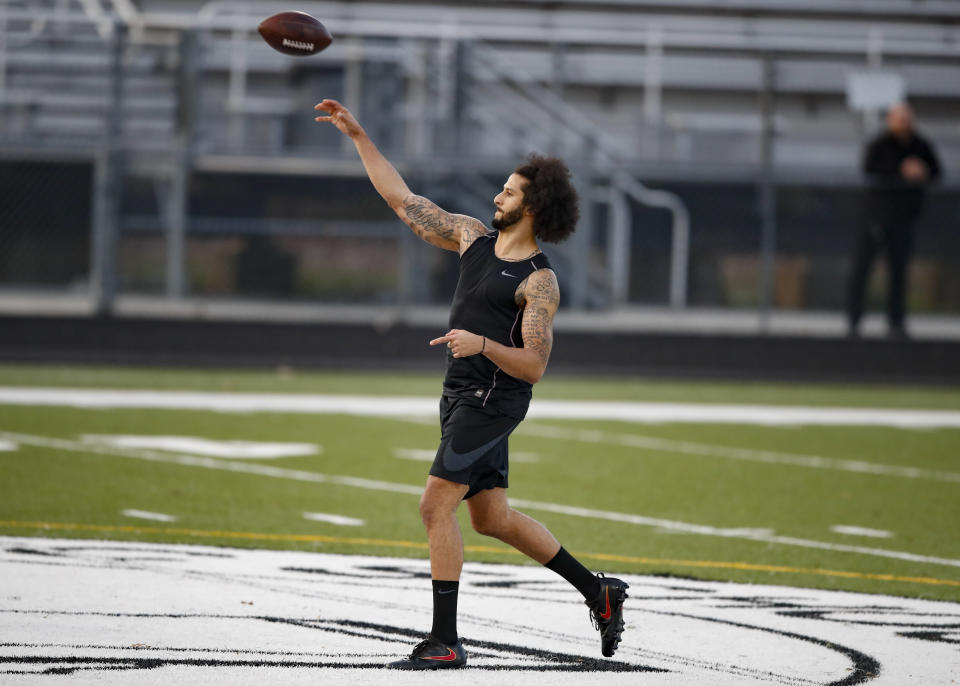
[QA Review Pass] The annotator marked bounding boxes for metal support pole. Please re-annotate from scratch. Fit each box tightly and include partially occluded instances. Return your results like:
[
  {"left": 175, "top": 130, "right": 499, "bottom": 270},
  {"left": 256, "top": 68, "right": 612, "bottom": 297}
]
[
  {"left": 437, "top": 31, "right": 456, "bottom": 157},
  {"left": 568, "top": 169, "right": 592, "bottom": 310},
  {"left": 89, "top": 20, "right": 126, "bottom": 316},
  {"left": 0, "top": 0, "right": 8, "bottom": 112},
  {"left": 166, "top": 28, "right": 200, "bottom": 299},
  {"left": 397, "top": 220, "right": 415, "bottom": 310},
  {"left": 452, "top": 40, "right": 469, "bottom": 158},
  {"left": 227, "top": 22, "right": 248, "bottom": 148},
  {"left": 404, "top": 41, "right": 428, "bottom": 159},
  {"left": 757, "top": 55, "right": 778, "bottom": 329},
  {"left": 549, "top": 41, "right": 565, "bottom": 156},
  {"left": 607, "top": 184, "right": 631, "bottom": 306},
  {"left": 642, "top": 23, "right": 663, "bottom": 160},
  {"left": 343, "top": 38, "right": 364, "bottom": 156}
]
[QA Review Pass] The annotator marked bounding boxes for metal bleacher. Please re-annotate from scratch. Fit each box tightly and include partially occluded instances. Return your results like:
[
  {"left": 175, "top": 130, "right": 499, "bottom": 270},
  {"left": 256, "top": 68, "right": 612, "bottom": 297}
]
[
  {"left": 1, "top": 0, "right": 959, "bottom": 332},
  {"left": 6, "top": 0, "right": 960, "bottom": 166}
]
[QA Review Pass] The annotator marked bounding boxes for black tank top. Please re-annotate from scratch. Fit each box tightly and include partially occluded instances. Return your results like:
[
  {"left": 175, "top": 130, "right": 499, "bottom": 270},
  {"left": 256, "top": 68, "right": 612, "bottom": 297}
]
[{"left": 442, "top": 232, "right": 553, "bottom": 418}]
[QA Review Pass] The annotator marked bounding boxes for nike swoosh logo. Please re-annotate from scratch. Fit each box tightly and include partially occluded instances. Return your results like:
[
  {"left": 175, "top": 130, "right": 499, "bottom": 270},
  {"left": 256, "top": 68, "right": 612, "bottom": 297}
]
[
  {"left": 423, "top": 647, "right": 458, "bottom": 661},
  {"left": 438, "top": 589, "right": 457, "bottom": 595},
  {"left": 441, "top": 422, "right": 519, "bottom": 472},
  {"left": 501, "top": 269, "right": 518, "bottom": 278},
  {"left": 600, "top": 587, "right": 612, "bottom": 621}
]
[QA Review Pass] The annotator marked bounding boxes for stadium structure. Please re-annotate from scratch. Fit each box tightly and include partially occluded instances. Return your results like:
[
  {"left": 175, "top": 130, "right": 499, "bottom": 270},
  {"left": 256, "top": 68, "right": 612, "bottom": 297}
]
[{"left": 1, "top": 0, "right": 959, "bottom": 380}]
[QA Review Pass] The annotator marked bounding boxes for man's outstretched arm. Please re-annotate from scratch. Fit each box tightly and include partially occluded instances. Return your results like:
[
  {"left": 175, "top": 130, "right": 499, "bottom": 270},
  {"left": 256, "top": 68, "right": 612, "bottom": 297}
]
[{"left": 315, "top": 99, "right": 487, "bottom": 253}]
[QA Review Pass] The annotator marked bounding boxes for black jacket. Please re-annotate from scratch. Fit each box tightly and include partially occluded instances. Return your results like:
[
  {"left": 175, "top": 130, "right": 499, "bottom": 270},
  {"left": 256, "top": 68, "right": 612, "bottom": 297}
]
[{"left": 863, "top": 131, "right": 942, "bottom": 226}]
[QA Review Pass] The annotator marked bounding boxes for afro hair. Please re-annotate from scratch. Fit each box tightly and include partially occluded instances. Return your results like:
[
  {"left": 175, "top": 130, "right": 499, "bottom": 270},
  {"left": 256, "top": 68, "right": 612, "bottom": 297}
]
[{"left": 513, "top": 154, "right": 579, "bottom": 243}]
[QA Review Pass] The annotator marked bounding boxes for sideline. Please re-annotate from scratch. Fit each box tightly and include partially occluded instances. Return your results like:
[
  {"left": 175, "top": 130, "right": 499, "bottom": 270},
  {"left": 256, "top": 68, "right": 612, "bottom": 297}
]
[
  {"left": 3, "top": 387, "right": 960, "bottom": 427},
  {"left": 3, "top": 429, "right": 960, "bottom": 572},
  {"left": 2, "top": 520, "right": 958, "bottom": 589}
]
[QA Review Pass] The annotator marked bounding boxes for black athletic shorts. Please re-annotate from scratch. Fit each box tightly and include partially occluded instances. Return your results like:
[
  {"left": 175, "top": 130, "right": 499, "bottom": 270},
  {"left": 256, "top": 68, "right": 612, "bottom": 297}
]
[{"left": 429, "top": 395, "right": 522, "bottom": 499}]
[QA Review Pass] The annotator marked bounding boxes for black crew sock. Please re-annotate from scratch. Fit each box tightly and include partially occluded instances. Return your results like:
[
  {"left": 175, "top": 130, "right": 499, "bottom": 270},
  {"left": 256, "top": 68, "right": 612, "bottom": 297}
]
[
  {"left": 545, "top": 546, "right": 601, "bottom": 600},
  {"left": 430, "top": 579, "right": 459, "bottom": 645}
]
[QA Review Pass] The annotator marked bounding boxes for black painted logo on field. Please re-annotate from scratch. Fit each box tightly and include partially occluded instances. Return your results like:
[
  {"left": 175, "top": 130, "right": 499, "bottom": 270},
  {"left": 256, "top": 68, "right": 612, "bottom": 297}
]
[{"left": 0, "top": 614, "right": 656, "bottom": 674}]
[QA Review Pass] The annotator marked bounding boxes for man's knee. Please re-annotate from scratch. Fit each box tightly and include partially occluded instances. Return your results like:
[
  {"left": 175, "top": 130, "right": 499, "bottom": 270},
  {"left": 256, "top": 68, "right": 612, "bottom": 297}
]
[
  {"left": 419, "top": 495, "right": 445, "bottom": 528},
  {"left": 470, "top": 508, "right": 509, "bottom": 538},
  {"left": 419, "top": 482, "right": 464, "bottom": 528}
]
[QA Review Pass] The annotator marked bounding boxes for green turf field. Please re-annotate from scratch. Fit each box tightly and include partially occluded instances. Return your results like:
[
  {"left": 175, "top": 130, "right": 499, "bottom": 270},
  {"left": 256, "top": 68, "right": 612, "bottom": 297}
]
[{"left": 1, "top": 363, "right": 959, "bottom": 602}]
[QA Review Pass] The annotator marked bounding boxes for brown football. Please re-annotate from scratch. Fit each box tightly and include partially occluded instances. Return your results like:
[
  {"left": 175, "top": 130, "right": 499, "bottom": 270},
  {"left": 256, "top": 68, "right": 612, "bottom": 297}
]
[{"left": 257, "top": 11, "right": 332, "bottom": 57}]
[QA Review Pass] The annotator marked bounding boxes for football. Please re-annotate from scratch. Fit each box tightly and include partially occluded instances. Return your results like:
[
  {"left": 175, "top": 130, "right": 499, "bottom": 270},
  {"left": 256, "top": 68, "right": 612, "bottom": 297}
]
[{"left": 257, "top": 11, "right": 332, "bottom": 57}]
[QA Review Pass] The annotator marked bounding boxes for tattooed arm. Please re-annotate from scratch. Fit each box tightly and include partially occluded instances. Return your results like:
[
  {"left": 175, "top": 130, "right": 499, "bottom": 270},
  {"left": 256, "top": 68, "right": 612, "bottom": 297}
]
[
  {"left": 399, "top": 195, "right": 489, "bottom": 254},
  {"left": 429, "top": 269, "right": 560, "bottom": 384},
  {"left": 314, "top": 98, "right": 486, "bottom": 253}
]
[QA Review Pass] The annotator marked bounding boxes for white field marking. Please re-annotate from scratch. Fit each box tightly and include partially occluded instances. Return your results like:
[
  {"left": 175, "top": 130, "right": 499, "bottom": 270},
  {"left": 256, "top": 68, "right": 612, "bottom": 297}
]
[
  {"left": 3, "top": 387, "right": 960, "bottom": 428},
  {"left": 831, "top": 525, "right": 895, "bottom": 539},
  {"left": 81, "top": 435, "right": 321, "bottom": 459},
  {"left": 0, "top": 439, "right": 18, "bottom": 451},
  {"left": 8, "top": 537, "right": 960, "bottom": 684},
  {"left": 4, "top": 430, "right": 959, "bottom": 571},
  {"left": 517, "top": 424, "right": 960, "bottom": 484},
  {"left": 503, "top": 497, "right": 960, "bottom": 569},
  {"left": 393, "top": 447, "right": 539, "bottom": 463},
  {"left": 0, "top": 431, "right": 423, "bottom": 497},
  {"left": 121, "top": 509, "right": 177, "bottom": 523},
  {"left": 393, "top": 448, "right": 435, "bottom": 461},
  {"left": 655, "top": 526, "right": 775, "bottom": 537},
  {"left": 302, "top": 512, "right": 365, "bottom": 527}
]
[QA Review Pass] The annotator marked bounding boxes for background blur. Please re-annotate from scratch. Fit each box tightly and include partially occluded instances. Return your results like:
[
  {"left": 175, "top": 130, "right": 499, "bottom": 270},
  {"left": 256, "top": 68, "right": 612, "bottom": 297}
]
[{"left": 2, "top": 0, "right": 959, "bottom": 378}]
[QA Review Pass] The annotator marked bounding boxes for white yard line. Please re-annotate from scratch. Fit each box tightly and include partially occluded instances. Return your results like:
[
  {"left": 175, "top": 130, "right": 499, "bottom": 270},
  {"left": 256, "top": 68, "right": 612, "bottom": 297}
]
[
  {"left": 3, "top": 429, "right": 958, "bottom": 571},
  {"left": 393, "top": 448, "right": 539, "bottom": 463},
  {"left": 0, "top": 431, "right": 424, "bottom": 497},
  {"left": 830, "top": 525, "right": 894, "bottom": 539},
  {"left": 302, "top": 512, "right": 366, "bottom": 527},
  {"left": 518, "top": 424, "right": 960, "bottom": 483},
  {"left": 82, "top": 435, "right": 321, "bottom": 459},
  {"left": 2, "top": 387, "right": 960, "bottom": 428},
  {"left": 121, "top": 509, "right": 178, "bottom": 523},
  {"left": 393, "top": 448, "right": 435, "bottom": 462}
]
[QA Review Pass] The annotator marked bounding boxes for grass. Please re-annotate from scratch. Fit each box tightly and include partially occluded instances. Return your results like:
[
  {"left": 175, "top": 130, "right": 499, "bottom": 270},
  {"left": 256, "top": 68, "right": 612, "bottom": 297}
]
[{"left": 1, "top": 363, "right": 959, "bottom": 602}]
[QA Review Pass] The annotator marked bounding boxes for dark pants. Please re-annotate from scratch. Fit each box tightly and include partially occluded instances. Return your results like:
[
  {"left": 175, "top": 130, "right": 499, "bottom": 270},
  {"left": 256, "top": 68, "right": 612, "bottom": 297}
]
[{"left": 846, "top": 218, "right": 915, "bottom": 333}]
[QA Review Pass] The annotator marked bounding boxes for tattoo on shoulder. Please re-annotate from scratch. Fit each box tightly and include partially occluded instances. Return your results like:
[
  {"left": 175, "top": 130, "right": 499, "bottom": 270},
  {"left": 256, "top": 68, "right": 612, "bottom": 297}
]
[
  {"left": 402, "top": 195, "right": 487, "bottom": 251},
  {"left": 458, "top": 221, "right": 488, "bottom": 253},
  {"left": 524, "top": 269, "right": 560, "bottom": 308}
]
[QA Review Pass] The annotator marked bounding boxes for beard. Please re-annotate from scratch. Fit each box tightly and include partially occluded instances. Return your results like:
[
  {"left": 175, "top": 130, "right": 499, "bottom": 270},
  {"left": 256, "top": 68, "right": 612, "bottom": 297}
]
[{"left": 491, "top": 205, "right": 524, "bottom": 231}]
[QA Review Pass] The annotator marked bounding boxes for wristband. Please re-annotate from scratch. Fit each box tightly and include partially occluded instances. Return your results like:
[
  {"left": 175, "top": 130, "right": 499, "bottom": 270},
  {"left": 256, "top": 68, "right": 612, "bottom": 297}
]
[{"left": 481, "top": 336, "right": 486, "bottom": 353}]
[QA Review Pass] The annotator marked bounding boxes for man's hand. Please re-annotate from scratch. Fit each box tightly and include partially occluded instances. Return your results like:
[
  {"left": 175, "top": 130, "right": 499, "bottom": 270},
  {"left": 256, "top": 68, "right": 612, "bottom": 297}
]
[
  {"left": 901, "top": 156, "right": 929, "bottom": 183},
  {"left": 429, "top": 329, "right": 485, "bottom": 358},
  {"left": 314, "top": 99, "right": 364, "bottom": 138}
]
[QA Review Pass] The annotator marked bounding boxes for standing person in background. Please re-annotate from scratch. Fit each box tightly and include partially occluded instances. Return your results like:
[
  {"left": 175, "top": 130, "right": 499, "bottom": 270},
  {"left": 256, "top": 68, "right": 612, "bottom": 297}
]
[
  {"left": 847, "top": 102, "right": 941, "bottom": 339},
  {"left": 314, "top": 98, "right": 629, "bottom": 670}
]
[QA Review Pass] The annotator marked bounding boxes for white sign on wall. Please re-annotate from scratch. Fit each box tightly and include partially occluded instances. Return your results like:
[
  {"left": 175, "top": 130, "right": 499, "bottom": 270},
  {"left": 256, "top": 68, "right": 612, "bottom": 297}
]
[{"left": 846, "top": 71, "right": 906, "bottom": 111}]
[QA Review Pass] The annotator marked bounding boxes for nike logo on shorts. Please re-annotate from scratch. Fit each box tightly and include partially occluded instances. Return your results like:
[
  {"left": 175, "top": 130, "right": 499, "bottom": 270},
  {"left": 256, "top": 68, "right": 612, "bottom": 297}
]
[{"left": 441, "top": 424, "right": 519, "bottom": 472}]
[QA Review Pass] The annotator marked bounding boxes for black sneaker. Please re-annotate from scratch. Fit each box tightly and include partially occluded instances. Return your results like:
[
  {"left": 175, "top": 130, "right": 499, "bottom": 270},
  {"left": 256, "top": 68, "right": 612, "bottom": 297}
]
[
  {"left": 387, "top": 634, "right": 467, "bottom": 670},
  {"left": 586, "top": 573, "right": 629, "bottom": 657}
]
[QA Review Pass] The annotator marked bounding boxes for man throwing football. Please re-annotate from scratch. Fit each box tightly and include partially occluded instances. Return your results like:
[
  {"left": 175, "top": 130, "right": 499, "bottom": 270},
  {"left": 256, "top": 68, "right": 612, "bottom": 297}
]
[{"left": 315, "top": 99, "right": 628, "bottom": 669}]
